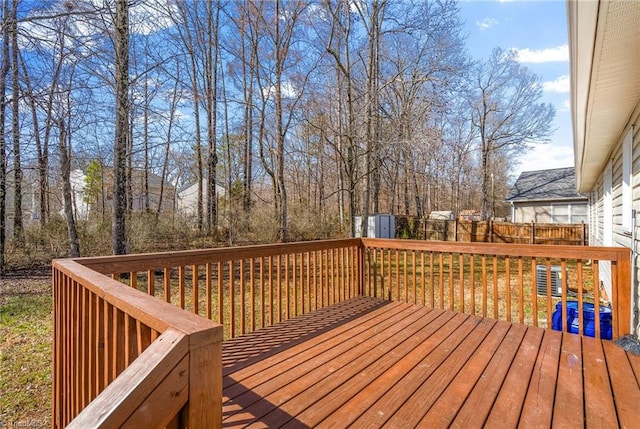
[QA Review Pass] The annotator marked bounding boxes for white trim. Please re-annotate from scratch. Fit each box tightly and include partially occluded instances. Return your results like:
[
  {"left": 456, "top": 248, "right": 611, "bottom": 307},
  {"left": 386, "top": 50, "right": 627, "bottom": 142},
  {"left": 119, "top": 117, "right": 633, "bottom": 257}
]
[
  {"left": 604, "top": 160, "right": 613, "bottom": 246},
  {"left": 623, "top": 127, "right": 633, "bottom": 231}
]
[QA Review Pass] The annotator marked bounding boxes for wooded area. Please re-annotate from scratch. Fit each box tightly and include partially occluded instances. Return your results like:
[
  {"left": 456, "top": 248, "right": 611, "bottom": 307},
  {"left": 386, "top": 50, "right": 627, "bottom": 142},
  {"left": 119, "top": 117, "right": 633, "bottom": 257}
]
[{"left": 0, "top": 0, "right": 555, "bottom": 273}]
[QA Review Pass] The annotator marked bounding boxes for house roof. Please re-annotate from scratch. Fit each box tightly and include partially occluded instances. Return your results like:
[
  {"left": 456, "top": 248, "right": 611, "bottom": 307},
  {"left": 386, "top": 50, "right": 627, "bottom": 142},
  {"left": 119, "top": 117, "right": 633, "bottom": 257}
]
[
  {"left": 568, "top": 1, "right": 640, "bottom": 192},
  {"left": 506, "top": 167, "right": 588, "bottom": 203}
]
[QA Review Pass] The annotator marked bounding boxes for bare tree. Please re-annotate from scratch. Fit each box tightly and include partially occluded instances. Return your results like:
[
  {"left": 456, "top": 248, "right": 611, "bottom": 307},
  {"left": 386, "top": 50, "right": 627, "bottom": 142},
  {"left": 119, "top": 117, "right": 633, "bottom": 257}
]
[
  {"left": 471, "top": 48, "right": 554, "bottom": 219},
  {"left": 112, "top": 0, "right": 129, "bottom": 254},
  {"left": 325, "top": 0, "right": 359, "bottom": 236},
  {"left": 170, "top": 1, "right": 205, "bottom": 233},
  {"left": 9, "top": 0, "right": 22, "bottom": 246},
  {"left": 0, "top": 0, "right": 9, "bottom": 274},
  {"left": 19, "top": 52, "right": 48, "bottom": 227}
]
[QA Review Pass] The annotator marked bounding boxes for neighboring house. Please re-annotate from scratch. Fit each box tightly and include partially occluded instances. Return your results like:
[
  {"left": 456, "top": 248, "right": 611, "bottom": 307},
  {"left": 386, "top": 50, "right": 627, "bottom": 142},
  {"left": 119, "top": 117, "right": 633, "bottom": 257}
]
[
  {"left": 506, "top": 167, "right": 588, "bottom": 224},
  {"left": 72, "top": 168, "right": 176, "bottom": 216},
  {"left": 176, "top": 180, "right": 226, "bottom": 217},
  {"left": 568, "top": 1, "right": 640, "bottom": 335}
]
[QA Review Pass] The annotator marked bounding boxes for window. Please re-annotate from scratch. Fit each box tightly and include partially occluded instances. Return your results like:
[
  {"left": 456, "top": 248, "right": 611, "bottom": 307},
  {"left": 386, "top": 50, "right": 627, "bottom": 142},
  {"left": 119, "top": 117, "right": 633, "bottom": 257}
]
[
  {"left": 552, "top": 203, "right": 589, "bottom": 224},
  {"left": 571, "top": 204, "right": 588, "bottom": 224},
  {"left": 552, "top": 205, "right": 569, "bottom": 223}
]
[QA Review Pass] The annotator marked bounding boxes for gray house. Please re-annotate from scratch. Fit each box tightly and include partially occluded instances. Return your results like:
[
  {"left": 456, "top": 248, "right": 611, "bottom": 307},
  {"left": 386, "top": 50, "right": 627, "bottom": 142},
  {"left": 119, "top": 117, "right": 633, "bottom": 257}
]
[{"left": 506, "top": 167, "right": 588, "bottom": 224}]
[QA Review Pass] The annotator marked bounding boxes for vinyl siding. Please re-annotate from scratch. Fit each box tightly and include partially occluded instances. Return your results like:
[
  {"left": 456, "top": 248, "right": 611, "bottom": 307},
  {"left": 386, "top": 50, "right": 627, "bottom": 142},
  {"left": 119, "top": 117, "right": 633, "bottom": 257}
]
[{"left": 590, "top": 98, "right": 640, "bottom": 333}]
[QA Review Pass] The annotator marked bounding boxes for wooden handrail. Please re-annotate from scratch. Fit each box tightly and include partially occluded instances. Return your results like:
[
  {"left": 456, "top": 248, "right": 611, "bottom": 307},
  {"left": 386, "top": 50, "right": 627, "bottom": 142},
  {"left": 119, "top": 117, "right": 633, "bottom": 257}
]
[
  {"left": 362, "top": 238, "right": 628, "bottom": 261},
  {"left": 67, "top": 328, "right": 189, "bottom": 428},
  {"left": 77, "top": 239, "right": 362, "bottom": 275}
]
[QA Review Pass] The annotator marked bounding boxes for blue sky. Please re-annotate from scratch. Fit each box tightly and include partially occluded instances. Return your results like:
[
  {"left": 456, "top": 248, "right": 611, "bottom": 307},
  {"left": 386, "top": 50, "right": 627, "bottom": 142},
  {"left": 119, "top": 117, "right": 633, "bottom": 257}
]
[{"left": 458, "top": 0, "right": 572, "bottom": 177}]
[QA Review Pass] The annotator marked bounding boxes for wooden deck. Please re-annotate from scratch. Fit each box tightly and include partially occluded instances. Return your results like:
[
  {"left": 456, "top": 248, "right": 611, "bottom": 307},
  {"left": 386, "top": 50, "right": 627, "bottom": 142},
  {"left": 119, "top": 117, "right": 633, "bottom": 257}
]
[{"left": 222, "top": 296, "right": 640, "bottom": 428}]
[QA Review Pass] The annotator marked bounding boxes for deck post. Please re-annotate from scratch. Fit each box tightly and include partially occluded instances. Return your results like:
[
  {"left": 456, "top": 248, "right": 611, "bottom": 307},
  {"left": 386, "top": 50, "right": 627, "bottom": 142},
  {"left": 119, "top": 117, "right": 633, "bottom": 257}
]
[
  {"left": 184, "top": 331, "right": 223, "bottom": 428},
  {"left": 358, "top": 241, "right": 366, "bottom": 296},
  {"left": 614, "top": 251, "right": 632, "bottom": 338}
]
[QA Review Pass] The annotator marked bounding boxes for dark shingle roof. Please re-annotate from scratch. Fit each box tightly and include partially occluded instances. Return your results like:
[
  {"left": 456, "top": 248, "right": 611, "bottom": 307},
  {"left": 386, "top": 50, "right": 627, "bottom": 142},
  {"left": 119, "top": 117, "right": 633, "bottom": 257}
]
[{"left": 506, "top": 167, "right": 588, "bottom": 202}]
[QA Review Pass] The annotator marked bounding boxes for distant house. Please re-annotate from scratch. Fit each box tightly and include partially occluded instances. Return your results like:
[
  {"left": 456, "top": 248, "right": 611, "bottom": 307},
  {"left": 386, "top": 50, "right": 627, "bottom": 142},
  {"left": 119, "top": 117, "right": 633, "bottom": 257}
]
[
  {"left": 72, "top": 168, "right": 176, "bottom": 216},
  {"left": 177, "top": 180, "right": 226, "bottom": 217},
  {"left": 506, "top": 167, "right": 588, "bottom": 224}
]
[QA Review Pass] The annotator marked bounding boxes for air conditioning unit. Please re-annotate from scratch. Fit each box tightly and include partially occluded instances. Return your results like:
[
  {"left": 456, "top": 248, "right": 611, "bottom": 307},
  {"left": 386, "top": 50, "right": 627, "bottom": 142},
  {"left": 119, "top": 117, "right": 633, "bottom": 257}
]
[{"left": 536, "top": 265, "right": 562, "bottom": 297}]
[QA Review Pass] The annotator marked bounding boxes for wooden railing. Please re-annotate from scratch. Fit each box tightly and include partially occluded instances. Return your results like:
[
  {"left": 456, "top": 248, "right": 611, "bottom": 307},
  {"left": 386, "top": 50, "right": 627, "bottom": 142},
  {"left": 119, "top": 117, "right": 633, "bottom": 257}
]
[
  {"left": 74, "top": 239, "right": 363, "bottom": 340},
  {"left": 52, "top": 259, "right": 222, "bottom": 428},
  {"left": 362, "top": 239, "right": 631, "bottom": 339},
  {"left": 52, "top": 238, "right": 630, "bottom": 427}
]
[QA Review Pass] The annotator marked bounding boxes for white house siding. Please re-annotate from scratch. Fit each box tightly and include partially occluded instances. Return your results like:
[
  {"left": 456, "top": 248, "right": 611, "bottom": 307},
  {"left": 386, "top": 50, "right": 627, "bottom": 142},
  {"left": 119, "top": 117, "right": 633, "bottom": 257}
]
[
  {"left": 590, "top": 100, "right": 640, "bottom": 332},
  {"left": 513, "top": 203, "right": 552, "bottom": 223}
]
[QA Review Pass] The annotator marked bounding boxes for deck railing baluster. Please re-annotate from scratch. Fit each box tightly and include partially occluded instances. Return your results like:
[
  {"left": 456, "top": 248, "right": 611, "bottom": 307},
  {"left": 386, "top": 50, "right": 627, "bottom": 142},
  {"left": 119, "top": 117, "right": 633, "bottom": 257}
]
[{"left": 482, "top": 255, "right": 487, "bottom": 317}]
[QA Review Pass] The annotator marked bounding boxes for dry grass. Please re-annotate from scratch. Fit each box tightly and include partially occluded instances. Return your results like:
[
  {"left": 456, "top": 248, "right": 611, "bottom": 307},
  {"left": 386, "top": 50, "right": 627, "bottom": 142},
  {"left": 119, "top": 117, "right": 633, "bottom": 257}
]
[{"left": 0, "top": 270, "right": 51, "bottom": 428}]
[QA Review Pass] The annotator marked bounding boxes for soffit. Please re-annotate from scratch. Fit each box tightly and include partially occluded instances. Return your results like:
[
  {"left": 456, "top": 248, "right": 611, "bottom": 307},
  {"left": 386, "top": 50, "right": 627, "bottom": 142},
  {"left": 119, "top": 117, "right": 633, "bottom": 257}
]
[{"left": 572, "top": 1, "right": 640, "bottom": 192}]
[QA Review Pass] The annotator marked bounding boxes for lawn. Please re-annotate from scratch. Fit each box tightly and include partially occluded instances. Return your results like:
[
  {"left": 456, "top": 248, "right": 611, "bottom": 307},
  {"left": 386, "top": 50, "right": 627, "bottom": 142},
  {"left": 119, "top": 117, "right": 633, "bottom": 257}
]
[{"left": 0, "top": 270, "right": 51, "bottom": 428}]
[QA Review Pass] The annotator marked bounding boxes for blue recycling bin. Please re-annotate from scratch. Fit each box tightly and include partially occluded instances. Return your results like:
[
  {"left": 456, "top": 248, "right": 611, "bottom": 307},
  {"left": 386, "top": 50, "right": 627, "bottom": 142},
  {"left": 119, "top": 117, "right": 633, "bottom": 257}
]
[{"left": 551, "top": 301, "right": 612, "bottom": 340}]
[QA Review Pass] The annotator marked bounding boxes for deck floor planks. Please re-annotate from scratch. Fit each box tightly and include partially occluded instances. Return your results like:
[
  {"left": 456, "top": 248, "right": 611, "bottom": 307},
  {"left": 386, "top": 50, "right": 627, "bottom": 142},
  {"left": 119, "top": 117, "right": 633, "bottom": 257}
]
[
  {"left": 516, "top": 329, "right": 562, "bottom": 428},
  {"left": 224, "top": 303, "right": 436, "bottom": 426},
  {"left": 452, "top": 322, "right": 541, "bottom": 428},
  {"left": 282, "top": 308, "right": 455, "bottom": 428},
  {"left": 313, "top": 311, "right": 469, "bottom": 429},
  {"left": 582, "top": 336, "right": 617, "bottom": 426},
  {"left": 422, "top": 322, "right": 528, "bottom": 428},
  {"left": 473, "top": 326, "right": 544, "bottom": 428},
  {"left": 553, "top": 331, "right": 585, "bottom": 427},
  {"left": 350, "top": 314, "right": 485, "bottom": 428},
  {"left": 223, "top": 299, "right": 405, "bottom": 399},
  {"left": 602, "top": 340, "right": 640, "bottom": 428},
  {"left": 251, "top": 306, "right": 448, "bottom": 427},
  {"left": 222, "top": 297, "right": 398, "bottom": 379},
  {"left": 220, "top": 297, "right": 640, "bottom": 429},
  {"left": 383, "top": 318, "right": 507, "bottom": 428}
]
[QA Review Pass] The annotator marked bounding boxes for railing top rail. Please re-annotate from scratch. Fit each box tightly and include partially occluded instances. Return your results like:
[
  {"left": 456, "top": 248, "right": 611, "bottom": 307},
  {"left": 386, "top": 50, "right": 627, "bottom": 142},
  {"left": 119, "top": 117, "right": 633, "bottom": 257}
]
[
  {"left": 361, "top": 238, "right": 630, "bottom": 261},
  {"left": 53, "top": 259, "right": 222, "bottom": 347},
  {"left": 67, "top": 328, "right": 189, "bottom": 428},
  {"left": 75, "top": 238, "right": 362, "bottom": 274}
]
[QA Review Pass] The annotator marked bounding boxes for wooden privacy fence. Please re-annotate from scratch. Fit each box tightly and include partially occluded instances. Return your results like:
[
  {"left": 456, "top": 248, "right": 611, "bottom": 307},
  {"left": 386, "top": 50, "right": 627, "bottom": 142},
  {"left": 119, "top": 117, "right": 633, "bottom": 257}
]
[
  {"left": 52, "top": 238, "right": 629, "bottom": 427},
  {"left": 396, "top": 218, "right": 588, "bottom": 245}
]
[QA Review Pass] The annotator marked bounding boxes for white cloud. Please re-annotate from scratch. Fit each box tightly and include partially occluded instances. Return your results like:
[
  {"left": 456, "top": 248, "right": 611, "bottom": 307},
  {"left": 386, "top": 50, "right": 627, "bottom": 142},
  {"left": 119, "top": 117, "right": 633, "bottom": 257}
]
[
  {"left": 130, "top": 1, "right": 176, "bottom": 35},
  {"left": 476, "top": 18, "right": 499, "bottom": 30},
  {"left": 516, "top": 143, "right": 574, "bottom": 174},
  {"left": 542, "top": 75, "right": 570, "bottom": 93},
  {"left": 561, "top": 99, "right": 571, "bottom": 112},
  {"left": 514, "top": 45, "right": 569, "bottom": 63},
  {"left": 262, "top": 81, "right": 297, "bottom": 100}
]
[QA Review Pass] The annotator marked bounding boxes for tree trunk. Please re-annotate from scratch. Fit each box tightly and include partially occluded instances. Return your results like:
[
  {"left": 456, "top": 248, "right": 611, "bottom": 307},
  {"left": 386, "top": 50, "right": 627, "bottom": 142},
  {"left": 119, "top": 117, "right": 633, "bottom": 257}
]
[
  {"left": 206, "top": 0, "right": 219, "bottom": 235},
  {"left": 241, "top": 9, "right": 254, "bottom": 217},
  {"left": 10, "top": 0, "right": 22, "bottom": 246},
  {"left": 274, "top": 0, "right": 288, "bottom": 242},
  {"left": 58, "top": 120, "right": 80, "bottom": 257},
  {"left": 19, "top": 52, "right": 48, "bottom": 228},
  {"left": 157, "top": 63, "right": 179, "bottom": 217},
  {"left": 112, "top": 0, "right": 129, "bottom": 255},
  {"left": 0, "top": 0, "right": 9, "bottom": 275},
  {"left": 143, "top": 57, "right": 150, "bottom": 213}
]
